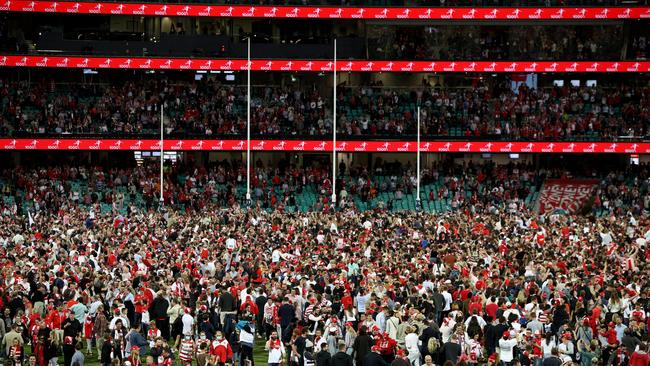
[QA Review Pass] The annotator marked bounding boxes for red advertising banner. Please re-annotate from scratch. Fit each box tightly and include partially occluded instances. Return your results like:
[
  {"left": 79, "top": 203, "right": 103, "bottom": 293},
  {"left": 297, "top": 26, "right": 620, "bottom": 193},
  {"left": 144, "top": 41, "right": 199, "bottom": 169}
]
[
  {"left": 0, "top": 139, "right": 648, "bottom": 153},
  {"left": 1, "top": 1, "right": 648, "bottom": 20},
  {"left": 538, "top": 179, "right": 599, "bottom": 213},
  {"left": 0, "top": 56, "right": 647, "bottom": 73}
]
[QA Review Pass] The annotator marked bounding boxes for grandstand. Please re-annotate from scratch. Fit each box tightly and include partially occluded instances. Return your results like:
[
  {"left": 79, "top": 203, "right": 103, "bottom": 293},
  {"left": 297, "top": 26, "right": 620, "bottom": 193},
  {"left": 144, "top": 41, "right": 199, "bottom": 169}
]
[
  {"left": 0, "top": 0, "right": 648, "bottom": 214},
  {"left": 0, "top": 3, "right": 648, "bottom": 366}
]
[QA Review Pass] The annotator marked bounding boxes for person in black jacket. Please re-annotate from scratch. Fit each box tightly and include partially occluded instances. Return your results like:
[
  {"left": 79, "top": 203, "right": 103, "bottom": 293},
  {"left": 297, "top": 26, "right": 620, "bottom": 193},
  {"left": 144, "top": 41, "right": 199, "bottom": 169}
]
[
  {"left": 100, "top": 333, "right": 113, "bottom": 366},
  {"left": 149, "top": 292, "right": 170, "bottom": 340},
  {"left": 488, "top": 317, "right": 509, "bottom": 358},
  {"left": 390, "top": 350, "right": 410, "bottom": 366},
  {"left": 419, "top": 317, "right": 441, "bottom": 359},
  {"left": 255, "top": 290, "right": 267, "bottom": 337},
  {"left": 363, "top": 346, "right": 391, "bottom": 366},
  {"left": 542, "top": 348, "right": 562, "bottom": 366},
  {"left": 316, "top": 344, "right": 331, "bottom": 366},
  {"left": 484, "top": 316, "right": 499, "bottom": 357},
  {"left": 62, "top": 311, "right": 82, "bottom": 366},
  {"left": 431, "top": 290, "right": 445, "bottom": 324},
  {"left": 294, "top": 328, "right": 308, "bottom": 366},
  {"left": 353, "top": 326, "right": 374, "bottom": 366},
  {"left": 441, "top": 334, "right": 462, "bottom": 364},
  {"left": 551, "top": 303, "right": 569, "bottom": 335},
  {"left": 330, "top": 342, "right": 353, "bottom": 366},
  {"left": 218, "top": 288, "right": 237, "bottom": 327},
  {"left": 278, "top": 297, "right": 296, "bottom": 342},
  {"left": 149, "top": 338, "right": 165, "bottom": 365}
]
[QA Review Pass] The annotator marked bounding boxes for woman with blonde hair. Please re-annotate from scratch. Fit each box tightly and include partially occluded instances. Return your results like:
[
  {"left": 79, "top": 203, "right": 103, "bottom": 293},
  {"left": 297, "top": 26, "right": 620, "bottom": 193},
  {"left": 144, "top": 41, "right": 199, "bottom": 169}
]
[
  {"left": 344, "top": 322, "right": 356, "bottom": 357},
  {"left": 47, "top": 330, "right": 60, "bottom": 366}
]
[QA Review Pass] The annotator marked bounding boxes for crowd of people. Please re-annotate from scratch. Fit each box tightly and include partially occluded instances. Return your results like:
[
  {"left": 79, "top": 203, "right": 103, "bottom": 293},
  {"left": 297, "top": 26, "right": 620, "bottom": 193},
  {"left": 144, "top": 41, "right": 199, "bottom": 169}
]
[
  {"left": 0, "top": 158, "right": 543, "bottom": 214},
  {"left": 369, "top": 26, "right": 624, "bottom": 61},
  {"left": 0, "top": 79, "right": 329, "bottom": 137},
  {"left": 1, "top": 77, "right": 648, "bottom": 141},
  {"left": 337, "top": 83, "right": 649, "bottom": 140},
  {"left": 0, "top": 157, "right": 648, "bottom": 366}
]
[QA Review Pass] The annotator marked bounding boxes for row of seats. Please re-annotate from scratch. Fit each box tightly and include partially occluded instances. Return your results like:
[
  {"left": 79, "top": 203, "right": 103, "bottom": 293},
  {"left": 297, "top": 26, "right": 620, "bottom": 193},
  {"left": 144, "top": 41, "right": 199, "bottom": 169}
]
[{"left": 0, "top": 175, "right": 540, "bottom": 214}]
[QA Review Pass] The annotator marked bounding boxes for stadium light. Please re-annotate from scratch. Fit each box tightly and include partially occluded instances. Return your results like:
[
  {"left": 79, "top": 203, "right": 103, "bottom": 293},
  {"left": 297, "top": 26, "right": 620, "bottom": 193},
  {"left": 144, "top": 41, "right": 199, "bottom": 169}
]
[{"left": 332, "top": 38, "right": 337, "bottom": 207}]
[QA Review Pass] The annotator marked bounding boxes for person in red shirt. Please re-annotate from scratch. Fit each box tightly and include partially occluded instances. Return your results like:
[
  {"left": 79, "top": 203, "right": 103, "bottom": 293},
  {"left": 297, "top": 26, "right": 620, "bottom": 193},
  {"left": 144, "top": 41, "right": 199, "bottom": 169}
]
[
  {"left": 84, "top": 315, "right": 94, "bottom": 355},
  {"left": 134, "top": 289, "right": 149, "bottom": 329},
  {"left": 160, "top": 348, "right": 173, "bottom": 366},
  {"left": 377, "top": 332, "right": 397, "bottom": 363},
  {"left": 600, "top": 322, "right": 619, "bottom": 366},
  {"left": 485, "top": 297, "right": 499, "bottom": 320},
  {"left": 604, "top": 322, "right": 618, "bottom": 346},
  {"left": 341, "top": 290, "right": 353, "bottom": 310},
  {"left": 631, "top": 304, "right": 646, "bottom": 322},
  {"left": 630, "top": 344, "right": 649, "bottom": 366},
  {"left": 240, "top": 296, "right": 259, "bottom": 317},
  {"left": 45, "top": 305, "right": 65, "bottom": 345},
  {"left": 468, "top": 296, "right": 483, "bottom": 316}
]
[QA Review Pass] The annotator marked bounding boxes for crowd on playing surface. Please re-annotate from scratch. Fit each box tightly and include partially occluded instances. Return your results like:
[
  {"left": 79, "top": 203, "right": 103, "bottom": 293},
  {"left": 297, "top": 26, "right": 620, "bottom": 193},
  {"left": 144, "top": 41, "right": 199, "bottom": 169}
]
[
  {"left": 0, "top": 78, "right": 648, "bottom": 141},
  {"left": 0, "top": 159, "right": 649, "bottom": 366}
]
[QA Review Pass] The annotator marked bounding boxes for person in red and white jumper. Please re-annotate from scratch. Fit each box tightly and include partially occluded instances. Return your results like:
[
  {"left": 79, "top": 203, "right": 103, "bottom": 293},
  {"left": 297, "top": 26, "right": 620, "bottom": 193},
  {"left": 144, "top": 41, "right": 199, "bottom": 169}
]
[
  {"left": 178, "top": 334, "right": 195, "bottom": 366},
  {"left": 210, "top": 330, "right": 233, "bottom": 366},
  {"left": 147, "top": 320, "right": 161, "bottom": 349},
  {"left": 265, "top": 331, "right": 286, "bottom": 366},
  {"left": 84, "top": 314, "right": 94, "bottom": 356},
  {"left": 129, "top": 346, "right": 142, "bottom": 366}
]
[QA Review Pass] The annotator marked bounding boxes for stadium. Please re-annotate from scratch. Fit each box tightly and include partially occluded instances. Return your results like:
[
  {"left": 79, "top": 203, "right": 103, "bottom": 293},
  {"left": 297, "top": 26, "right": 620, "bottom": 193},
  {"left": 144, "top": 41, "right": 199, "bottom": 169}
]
[{"left": 0, "top": 2, "right": 648, "bottom": 366}]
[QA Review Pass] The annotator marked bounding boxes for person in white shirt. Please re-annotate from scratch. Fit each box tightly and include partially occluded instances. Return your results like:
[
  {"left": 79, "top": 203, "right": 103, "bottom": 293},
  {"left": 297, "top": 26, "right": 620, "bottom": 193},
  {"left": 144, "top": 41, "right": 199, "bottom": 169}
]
[
  {"left": 225, "top": 237, "right": 237, "bottom": 251},
  {"left": 498, "top": 331, "right": 518, "bottom": 364},
  {"left": 181, "top": 308, "right": 194, "bottom": 336},
  {"left": 557, "top": 335, "right": 575, "bottom": 360},
  {"left": 440, "top": 316, "right": 457, "bottom": 343},
  {"left": 441, "top": 288, "right": 453, "bottom": 312},
  {"left": 385, "top": 311, "right": 400, "bottom": 341},
  {"left": 375, "top": 309, "right": 388, "bottom": 333},
  {"left": 265, "top": 332, "right": 285, "bottom": 366},
  {"left": 404, "top": 326, "right": 421, "bottom": 366},
  {"left": 271, "top": 248, "right": 283, "bottom": 263},
  {"left": 464, "top": 314, "right": 486, "bottom": 331},
  {"left": 355, "top": 290, "right": 371, "bottom": 315},
  {"left": 313, "top": 329, "right": 327, "bottom": 353},
  {"left": 541, "top": 333, "right": 557, "bottom": 359}
]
